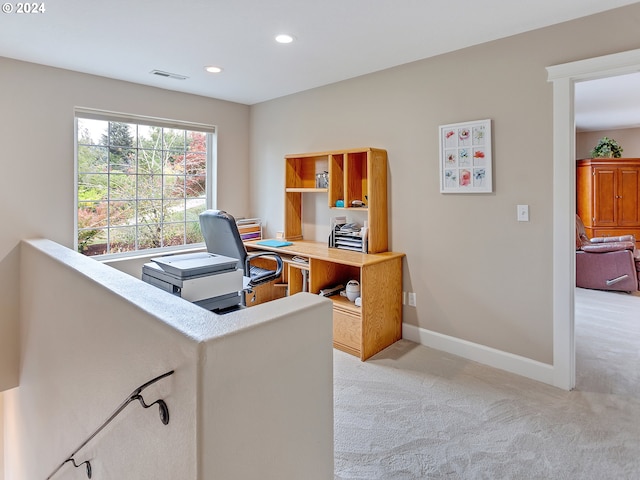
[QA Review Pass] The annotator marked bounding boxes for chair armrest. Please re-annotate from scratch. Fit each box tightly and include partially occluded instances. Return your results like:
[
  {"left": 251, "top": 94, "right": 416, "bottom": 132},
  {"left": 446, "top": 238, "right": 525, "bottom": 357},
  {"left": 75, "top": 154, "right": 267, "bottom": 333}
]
[
  {"left": 591, "top": 235, "right": 635, "bottom": 243},
  {"left": 245, "top": 252, "right": 284, "bottom": 286},
  {"left": 581, "top": 241, "right": 635, "bottom": 253}
]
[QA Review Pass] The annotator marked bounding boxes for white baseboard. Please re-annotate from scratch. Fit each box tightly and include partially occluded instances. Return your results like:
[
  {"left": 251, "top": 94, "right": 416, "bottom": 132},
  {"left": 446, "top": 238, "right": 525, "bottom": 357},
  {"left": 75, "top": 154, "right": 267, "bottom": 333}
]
[{"left": 402, "top": 323, "right": 555, "bottom": 386}]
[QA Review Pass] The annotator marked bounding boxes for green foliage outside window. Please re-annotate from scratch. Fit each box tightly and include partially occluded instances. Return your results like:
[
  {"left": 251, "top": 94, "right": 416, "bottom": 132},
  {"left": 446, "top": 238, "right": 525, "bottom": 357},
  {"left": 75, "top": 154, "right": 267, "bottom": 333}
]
[{"left": 76, "top": 118, "right": 210, "bottom": 255}]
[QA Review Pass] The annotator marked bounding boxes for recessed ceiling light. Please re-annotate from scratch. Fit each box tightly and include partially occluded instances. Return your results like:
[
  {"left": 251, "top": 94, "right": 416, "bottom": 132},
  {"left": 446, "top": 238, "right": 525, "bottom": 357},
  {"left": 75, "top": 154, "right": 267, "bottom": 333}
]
[
  {"left": 204, "top": 66, "right": 223, "bottom": 73},
  {"left": 275, "top": 34, "right": 295, "bottom": 44}
]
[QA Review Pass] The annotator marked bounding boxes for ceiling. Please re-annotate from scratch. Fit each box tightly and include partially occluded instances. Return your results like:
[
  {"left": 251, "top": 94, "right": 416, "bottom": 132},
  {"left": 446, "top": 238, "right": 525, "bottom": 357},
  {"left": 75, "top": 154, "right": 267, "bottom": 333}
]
[
  {"left": 1, "top": 0, "right": 638, "bottom": 117},
  {"left": 575, "top": 72, "right": 640, "bottom": 132}
]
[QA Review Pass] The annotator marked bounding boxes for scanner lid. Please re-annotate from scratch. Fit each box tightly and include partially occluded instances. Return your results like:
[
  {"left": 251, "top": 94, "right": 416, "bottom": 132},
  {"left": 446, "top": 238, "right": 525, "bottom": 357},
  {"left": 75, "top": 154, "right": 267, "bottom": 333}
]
[{"left": 151, "top": 252, "right": 239, "bottom": 277}]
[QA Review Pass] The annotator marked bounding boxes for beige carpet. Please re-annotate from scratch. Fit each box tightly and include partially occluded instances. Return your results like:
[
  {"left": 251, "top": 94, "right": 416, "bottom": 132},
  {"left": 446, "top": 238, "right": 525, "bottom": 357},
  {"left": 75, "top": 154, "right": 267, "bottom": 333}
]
[{"left": 334, "top": 288, "right": 640, "bottom": 479}]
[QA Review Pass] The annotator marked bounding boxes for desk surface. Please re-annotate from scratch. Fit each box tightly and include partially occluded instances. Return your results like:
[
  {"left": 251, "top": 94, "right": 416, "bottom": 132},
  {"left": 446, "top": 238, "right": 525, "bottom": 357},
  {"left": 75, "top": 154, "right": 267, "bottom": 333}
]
[{"left": 245, "top": 240, "right": 405, "bottom": 267}]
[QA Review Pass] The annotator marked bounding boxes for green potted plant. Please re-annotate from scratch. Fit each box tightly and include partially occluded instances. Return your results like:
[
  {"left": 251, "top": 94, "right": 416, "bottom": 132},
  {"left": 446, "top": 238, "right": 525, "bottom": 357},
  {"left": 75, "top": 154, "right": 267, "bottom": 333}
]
[{"left": 590, "top": 136, "right": 623, "bottom": 158}]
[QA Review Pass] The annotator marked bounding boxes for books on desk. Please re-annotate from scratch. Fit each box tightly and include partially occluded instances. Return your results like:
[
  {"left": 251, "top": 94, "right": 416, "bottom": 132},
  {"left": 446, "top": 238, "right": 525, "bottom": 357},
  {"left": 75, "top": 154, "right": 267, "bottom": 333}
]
[{"left": 236, "top": 218, "right": 262, "bottom": 241}]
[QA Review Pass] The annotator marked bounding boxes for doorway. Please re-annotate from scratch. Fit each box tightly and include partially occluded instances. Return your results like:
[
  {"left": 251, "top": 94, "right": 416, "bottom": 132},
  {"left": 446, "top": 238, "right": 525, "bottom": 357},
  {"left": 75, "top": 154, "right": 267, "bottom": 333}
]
[{"left": 548, "top": 47, "right": 640, "bottom": 390}]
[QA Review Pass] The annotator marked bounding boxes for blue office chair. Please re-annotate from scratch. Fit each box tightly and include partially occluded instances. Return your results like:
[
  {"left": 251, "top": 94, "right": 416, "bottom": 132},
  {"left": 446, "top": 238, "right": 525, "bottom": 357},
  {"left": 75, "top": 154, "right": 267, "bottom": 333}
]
[{"left": 199, "top": 210, "right": 283, "bottom": 293}]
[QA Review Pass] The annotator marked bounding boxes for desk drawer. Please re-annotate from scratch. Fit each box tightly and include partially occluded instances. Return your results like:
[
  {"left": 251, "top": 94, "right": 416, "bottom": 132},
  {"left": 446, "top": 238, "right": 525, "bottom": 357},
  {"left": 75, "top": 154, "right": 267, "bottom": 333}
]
[{"left": 333, "top": 308, "right": 361, "bottom": 356}]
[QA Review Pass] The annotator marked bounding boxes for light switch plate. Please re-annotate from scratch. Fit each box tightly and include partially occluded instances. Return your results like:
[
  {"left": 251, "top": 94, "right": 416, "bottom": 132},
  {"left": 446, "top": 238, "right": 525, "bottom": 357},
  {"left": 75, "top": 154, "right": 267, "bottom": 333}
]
[{"left": 517, "top": 204, "right": 529, "bottom": 222}]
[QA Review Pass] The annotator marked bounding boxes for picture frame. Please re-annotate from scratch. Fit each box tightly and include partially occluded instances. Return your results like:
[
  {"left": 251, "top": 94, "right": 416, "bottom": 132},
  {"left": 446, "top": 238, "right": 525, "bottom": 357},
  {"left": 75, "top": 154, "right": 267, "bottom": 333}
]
[{"left": 439, "top": 119, "right": 492, "bottom": 193}]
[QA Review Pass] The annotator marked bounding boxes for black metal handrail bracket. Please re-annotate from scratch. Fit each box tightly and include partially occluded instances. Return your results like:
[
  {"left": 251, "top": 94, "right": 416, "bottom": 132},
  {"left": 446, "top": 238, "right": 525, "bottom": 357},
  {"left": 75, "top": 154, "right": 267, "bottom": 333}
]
[{"left": 46, "top": 370, "right": 175, "bottom": 479}]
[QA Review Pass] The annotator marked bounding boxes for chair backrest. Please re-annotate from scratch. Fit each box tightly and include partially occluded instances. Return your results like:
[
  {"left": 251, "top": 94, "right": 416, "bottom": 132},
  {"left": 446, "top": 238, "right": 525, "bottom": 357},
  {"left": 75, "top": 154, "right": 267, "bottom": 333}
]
[
  {"left": 575, "top": 214, "right": 590, "bottom": 249},
  {"left": 199, "top": 210, "right": 247, "bottom": 272}
]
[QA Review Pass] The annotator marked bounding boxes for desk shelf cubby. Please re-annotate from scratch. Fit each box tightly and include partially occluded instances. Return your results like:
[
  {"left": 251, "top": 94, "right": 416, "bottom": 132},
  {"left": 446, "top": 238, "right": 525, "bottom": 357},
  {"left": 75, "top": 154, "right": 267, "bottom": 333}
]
[{"left": 284, "top": 147, "right": 388, "bottom": 253}]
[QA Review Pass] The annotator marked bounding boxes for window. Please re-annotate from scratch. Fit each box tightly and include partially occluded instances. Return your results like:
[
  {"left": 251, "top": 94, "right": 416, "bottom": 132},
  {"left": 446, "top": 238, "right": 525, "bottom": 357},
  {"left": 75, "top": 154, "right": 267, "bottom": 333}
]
[{"left": 75, "top": 110, "right": 216, "bottom": 257}]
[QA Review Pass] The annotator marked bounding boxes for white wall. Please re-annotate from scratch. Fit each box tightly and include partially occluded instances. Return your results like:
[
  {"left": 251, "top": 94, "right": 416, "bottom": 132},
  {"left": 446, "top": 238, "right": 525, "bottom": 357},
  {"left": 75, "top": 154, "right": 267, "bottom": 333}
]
[
  {"left": 10, "top": 239, "right": 203, "bottom": 479},
  {"left": 0, "top": 57, "right": 251, "bottom": 391},
  {"left": 6, "top": 239, "right": 333, "bottom": 479},
  {"left": 249, "top": 3, "right": 640, "bottom": 366},
  {"left": 577, "top": 127, "right": 640, "bottom": 159},
  {"left": 200, "top": 294, "right": 334, "bottom": 479}
]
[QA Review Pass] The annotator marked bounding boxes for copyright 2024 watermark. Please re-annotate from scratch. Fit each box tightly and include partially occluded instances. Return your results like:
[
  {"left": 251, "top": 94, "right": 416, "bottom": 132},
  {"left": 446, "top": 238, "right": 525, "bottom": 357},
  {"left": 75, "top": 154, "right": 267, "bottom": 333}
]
[{"left": 2, "top": 2, "right": 46, "bottom": 14}]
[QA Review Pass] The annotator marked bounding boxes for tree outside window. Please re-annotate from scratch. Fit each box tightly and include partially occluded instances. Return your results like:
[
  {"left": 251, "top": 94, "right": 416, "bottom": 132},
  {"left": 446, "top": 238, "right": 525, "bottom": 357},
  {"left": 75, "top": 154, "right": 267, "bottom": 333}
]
[{"left": 76, "top": 116, "right": 212, "bottom": 256}]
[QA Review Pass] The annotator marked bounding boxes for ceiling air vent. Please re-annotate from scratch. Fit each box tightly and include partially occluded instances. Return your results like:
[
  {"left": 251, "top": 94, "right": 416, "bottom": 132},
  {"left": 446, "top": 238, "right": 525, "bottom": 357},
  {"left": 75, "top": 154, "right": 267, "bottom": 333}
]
[{"left": 150, "top": 70, "right": 189, "bottom": 80}]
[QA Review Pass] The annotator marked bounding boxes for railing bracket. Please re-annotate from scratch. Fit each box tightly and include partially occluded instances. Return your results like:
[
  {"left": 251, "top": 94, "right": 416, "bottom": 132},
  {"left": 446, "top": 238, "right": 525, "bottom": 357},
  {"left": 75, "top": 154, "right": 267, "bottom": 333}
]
[
  {"left": 47, "top": 370, "right": 174, "bottom": 479},
  {"left": 64, "top": 458, "right": 92, "bottom": 478},
  {"left": 133, "top": 394, "right": 170, "bottom": 425}
]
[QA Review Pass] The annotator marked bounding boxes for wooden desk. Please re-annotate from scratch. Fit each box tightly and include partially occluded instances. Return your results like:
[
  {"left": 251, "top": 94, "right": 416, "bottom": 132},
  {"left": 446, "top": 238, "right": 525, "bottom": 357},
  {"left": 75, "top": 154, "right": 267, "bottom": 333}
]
[{"left": 245, "top": 240, "right": 405, "bottom": 360}]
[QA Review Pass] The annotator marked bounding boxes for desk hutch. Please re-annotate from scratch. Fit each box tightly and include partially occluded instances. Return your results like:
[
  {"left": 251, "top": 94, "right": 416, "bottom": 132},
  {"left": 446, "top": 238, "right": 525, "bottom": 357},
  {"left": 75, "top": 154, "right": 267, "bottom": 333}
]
[{"left": 246, "top": 147, "right": 405, "bottom": 360}]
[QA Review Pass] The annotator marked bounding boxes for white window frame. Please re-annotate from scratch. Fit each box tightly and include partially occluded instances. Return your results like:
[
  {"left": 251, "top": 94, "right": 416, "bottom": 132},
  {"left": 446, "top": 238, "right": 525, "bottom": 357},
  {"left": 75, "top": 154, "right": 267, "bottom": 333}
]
[{"left": 74, "top": 108, "right": 217, "bottom": 259}]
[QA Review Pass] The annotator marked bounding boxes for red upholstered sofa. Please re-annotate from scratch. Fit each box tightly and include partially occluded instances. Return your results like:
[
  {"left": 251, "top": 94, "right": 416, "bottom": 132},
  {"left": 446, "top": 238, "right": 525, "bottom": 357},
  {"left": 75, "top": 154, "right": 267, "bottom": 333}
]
[{"left": 575, "top": 215, "right": 640, "bottom": 292}]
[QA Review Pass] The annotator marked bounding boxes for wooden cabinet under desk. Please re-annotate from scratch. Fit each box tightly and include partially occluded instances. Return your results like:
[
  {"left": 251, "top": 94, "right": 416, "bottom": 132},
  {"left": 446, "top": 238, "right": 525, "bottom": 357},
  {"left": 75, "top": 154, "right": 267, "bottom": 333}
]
[{"left": 245, "top": 240, "right": 405, "bottom": 360}]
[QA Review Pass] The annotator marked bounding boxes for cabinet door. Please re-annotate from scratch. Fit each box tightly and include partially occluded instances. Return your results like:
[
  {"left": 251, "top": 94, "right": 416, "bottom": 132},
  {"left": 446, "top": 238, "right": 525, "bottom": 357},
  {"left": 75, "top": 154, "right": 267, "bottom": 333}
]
[
  {"left": 333, "top": 308, "right": 362, "bottom": 357},
  {"left": 618, "top": 167, "right": 640, "bottom": 226},
  {"left": 592, "top": 167, "right": 616, "bottom": 226}
]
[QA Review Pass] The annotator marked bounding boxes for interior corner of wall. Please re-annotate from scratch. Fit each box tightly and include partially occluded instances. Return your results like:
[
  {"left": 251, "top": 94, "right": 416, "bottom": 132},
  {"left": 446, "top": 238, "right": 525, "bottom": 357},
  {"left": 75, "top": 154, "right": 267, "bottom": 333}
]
[{"left": 0, "top": 243, "right": 20, "bottom": 392}]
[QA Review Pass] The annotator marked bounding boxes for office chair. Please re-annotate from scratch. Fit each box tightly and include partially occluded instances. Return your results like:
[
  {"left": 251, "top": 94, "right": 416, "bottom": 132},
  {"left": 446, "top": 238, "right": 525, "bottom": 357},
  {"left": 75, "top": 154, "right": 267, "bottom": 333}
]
[{"left": 199, "top": 210, "right": 283, "bottom": 301}]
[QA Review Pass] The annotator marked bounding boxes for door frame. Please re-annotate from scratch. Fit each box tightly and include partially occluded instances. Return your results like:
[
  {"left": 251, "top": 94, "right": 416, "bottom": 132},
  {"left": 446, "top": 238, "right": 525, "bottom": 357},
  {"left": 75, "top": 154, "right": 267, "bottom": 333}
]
[{"left": 547, "top": 48, "right": 640, "bottom": 390}]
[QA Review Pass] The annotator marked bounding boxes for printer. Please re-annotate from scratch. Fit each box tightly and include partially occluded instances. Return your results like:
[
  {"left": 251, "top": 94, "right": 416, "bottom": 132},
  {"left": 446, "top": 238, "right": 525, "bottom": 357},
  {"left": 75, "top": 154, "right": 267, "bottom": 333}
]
[{"left": 142, "top": 251, "right": 245, "bottom": 312}]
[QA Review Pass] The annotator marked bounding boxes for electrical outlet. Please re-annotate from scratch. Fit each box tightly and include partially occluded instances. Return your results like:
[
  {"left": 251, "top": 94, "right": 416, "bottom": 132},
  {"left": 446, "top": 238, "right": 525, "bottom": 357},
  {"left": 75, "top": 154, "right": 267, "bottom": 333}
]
[{"left": 408, "top": 292, "right": 417, "bottom": 307}]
